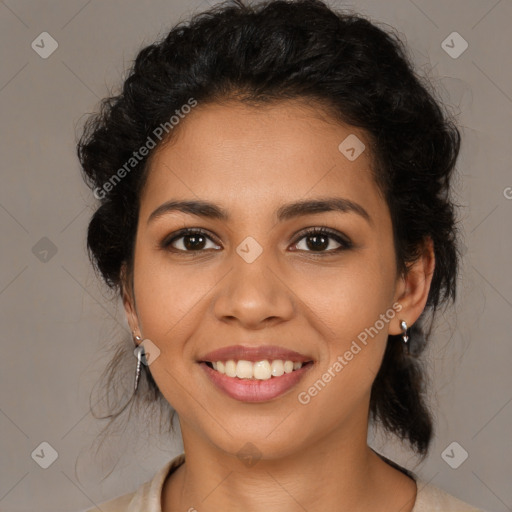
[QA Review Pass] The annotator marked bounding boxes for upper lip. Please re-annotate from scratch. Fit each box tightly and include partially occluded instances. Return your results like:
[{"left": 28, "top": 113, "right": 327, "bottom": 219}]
[{"left": 200, "top": 345, "right": 313, "bottom": 363}]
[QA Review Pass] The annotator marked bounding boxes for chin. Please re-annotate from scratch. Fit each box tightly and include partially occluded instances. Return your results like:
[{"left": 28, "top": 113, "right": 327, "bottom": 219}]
[{"left": 205, "top": 424, "right": 311, "bottom": 463}]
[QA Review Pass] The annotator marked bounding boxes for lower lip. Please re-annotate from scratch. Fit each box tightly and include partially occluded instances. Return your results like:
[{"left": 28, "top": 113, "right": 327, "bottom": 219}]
[{"left": 199, "top": 362, "right": 313, "bottom": 403}]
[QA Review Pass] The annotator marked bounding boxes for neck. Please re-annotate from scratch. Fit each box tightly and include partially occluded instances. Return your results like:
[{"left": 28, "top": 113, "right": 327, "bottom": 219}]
[{"left": 162, "top": 419, "right": 417, "bottom": 512}]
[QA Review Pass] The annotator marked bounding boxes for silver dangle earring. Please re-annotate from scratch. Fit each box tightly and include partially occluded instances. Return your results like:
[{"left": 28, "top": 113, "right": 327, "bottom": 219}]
[
  {"left": 400, "top": 320, "right": 410, "bottom": 355},
  {"left": 133, "top": 334, "right": 144, "bottom": 392}
]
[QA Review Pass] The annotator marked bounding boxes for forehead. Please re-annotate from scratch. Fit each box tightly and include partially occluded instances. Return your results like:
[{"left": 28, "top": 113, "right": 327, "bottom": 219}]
[{"left": 139, "top": 100, "right": 386, "bottom": 225}]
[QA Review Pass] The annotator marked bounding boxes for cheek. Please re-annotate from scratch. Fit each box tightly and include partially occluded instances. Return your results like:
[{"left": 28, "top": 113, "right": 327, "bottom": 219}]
[
  {"left": 296, "top": 256, "right": 396, "bottom": 344},
  {"left": 131, "top": 254, "right": 209, "bottom": 410},
  {"left": 132, "top": 248, "right": 210, "bottom": 343},
  {"left": 131, "top": 230, "right": 397, "bottom": 418},
  {"left": 294, "top": 272, "right": 394, "bottom": 429},
  {"left": 133, "top": 239, "right": 397, "bottom": 355},
  {"left": 293, "top": 259, "right": 395, "bottom": 411}
]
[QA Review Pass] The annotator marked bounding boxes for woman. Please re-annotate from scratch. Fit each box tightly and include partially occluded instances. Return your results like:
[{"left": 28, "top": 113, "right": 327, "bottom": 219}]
[{"left": 77, "top": 0, "right": 483, "bottom": 510}]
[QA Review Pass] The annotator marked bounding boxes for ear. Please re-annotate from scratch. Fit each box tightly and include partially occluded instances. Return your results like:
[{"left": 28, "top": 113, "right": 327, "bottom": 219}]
[
  {"left": 389, "top": 236, "right": 435, "bottom": 335},
  {"left": 120, "top": 262, "right": 141, "bottom": 337}
]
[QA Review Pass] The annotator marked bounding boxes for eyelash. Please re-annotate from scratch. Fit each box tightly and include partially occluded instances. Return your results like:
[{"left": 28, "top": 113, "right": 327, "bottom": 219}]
[{"left": 160, "top": 226, "right": 353, "bottom": 256}]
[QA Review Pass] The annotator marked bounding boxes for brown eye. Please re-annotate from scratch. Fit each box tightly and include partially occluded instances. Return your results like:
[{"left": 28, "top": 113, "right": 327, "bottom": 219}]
[
  {"left": 161, "top": 226, "right": 352, "bottom": 256},
  {"left": 291, "top": 227, "right": 352, "bottom": 254},
  {"left": 162, "top": 228, "right": 221, "bottom": 252}
]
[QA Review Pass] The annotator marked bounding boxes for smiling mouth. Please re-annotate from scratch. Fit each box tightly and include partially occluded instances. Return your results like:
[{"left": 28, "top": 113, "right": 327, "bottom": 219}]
[{"left": 202, "top": 359, "right": 314, "bottom": 381}]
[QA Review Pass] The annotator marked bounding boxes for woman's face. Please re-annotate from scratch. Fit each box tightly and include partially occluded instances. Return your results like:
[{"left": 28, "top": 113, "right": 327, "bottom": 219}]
[{"left": 123, "top": 99, "right": 410, "bottom": 460}]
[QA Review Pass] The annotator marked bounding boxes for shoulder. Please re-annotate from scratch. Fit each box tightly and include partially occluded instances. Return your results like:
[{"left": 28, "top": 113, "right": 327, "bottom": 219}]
[
  {"left": 413, "top": 479, "right": 484, "bottom": 512},
  {"left": 81, "top": 453, "right": 186, "bottom": 512}
]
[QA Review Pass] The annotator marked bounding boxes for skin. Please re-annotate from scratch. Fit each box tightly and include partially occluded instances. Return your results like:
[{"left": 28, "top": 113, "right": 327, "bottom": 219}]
[{"left": 121, "top": 99, "right": 435, "bottom": 512}]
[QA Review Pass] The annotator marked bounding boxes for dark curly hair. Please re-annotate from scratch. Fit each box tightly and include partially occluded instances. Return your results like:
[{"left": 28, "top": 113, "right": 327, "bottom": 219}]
[{"left": 77, "top": 0, "right": 462, "bottom": 459}]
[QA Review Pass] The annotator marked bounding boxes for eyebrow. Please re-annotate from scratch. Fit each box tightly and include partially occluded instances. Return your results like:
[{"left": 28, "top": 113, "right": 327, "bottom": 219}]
[{"left": 147, "top": 197, "right": 372, "bottom": 226}]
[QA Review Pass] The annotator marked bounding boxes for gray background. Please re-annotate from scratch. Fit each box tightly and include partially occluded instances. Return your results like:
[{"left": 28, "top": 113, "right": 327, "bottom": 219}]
[{"left": 0, "top": 0, "right": 511, "bottom": 511}]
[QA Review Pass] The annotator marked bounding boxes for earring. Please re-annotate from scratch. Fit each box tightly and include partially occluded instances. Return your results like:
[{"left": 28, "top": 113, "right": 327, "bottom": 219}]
[
  {"left": 133, "top": 334, "right": 144, "bottom": 392},
  {"left": 400, "top": 320, "right": 410, "bottom": 355}
]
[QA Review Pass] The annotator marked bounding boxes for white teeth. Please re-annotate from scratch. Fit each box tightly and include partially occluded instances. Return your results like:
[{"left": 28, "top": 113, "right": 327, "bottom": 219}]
[
  {"left": 236, "top": 360, "right": 253, "bottom": 379},
  {"left": 253, "top": 360, "right": 271, "bottom": 380},
  {"left": 271, "top": 360, "right": 284, "bottom": 377},
  {"left": 211, "top": 359, "right": 305, "bottom": 380},
  {"left": 224, "top": 360, "right": 237, "bottom": 377},
  {"left": 283, "top": 360, "right": 294, "bottom": 373}
]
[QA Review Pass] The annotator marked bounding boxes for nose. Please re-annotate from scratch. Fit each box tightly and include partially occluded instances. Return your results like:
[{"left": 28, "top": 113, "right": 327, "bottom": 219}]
[{"left": 211, "top": 249, "right": 296, "bottom": 330}]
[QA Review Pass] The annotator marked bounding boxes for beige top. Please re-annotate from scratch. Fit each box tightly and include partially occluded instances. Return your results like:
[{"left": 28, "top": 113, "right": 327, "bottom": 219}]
[{"left": 84, "top": 453, "right": 483, "bottom": 512}]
